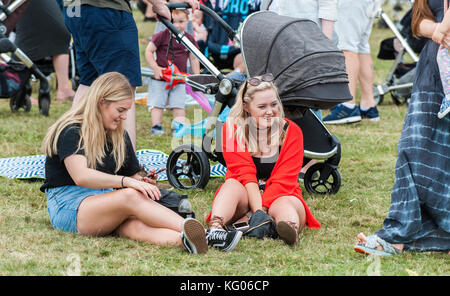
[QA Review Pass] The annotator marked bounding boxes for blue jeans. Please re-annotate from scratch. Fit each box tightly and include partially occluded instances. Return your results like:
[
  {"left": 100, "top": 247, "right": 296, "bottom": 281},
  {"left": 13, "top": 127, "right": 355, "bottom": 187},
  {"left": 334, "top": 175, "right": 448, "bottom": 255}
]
[{"left": 46, "top": 185, "right": 113, "bottom": 233}]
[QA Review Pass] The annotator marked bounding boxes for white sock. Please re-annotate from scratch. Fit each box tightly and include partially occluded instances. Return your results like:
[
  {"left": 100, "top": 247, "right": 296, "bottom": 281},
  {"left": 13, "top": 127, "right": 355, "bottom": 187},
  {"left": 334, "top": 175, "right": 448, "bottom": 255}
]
[
  {"left": 359, "top": 105, "right": 370, "bottom": 111},
  {"left": 342, "top": 102, "right": 356, "bottom": 109}
]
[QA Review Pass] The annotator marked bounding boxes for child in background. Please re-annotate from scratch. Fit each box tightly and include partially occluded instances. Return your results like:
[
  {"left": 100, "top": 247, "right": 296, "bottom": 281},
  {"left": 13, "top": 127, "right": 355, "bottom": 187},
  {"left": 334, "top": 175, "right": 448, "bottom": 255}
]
[
  {"left": 432, "top": 0, "right": 450, "bottom": 119},
  {"left": 145, "top": 9, "right": 200, "bottom": 135}
]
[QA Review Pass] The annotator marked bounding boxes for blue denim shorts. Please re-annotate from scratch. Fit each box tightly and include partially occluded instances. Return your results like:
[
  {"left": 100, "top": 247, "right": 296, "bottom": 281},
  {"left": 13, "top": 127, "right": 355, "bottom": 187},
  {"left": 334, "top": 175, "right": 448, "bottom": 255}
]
[
  {"left": 64, "top": 5, "right": 142, "bottom": 86},
  {"left": 46, "top": 185, "right": 114, "bottom": 233}
]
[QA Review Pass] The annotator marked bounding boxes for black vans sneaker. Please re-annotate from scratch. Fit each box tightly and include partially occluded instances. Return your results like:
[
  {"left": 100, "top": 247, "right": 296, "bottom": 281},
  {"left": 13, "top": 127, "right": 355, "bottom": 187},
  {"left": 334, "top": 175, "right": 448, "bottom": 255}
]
[
  {"left": 181, "top": 218, "right": 208, "bottom": 254},
  {"left": 206, "top": 229, "right": 242, "bottom": 252}
]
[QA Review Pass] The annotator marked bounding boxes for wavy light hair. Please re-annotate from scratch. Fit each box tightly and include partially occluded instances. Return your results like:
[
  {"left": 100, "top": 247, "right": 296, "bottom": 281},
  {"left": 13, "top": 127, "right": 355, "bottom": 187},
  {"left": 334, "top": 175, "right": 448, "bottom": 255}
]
[
  {"left": 227, "top": 77, "right": 286, "bottom": 155},
  {"left": 42, "top": 72, "right": 134, "bottom": 172}
]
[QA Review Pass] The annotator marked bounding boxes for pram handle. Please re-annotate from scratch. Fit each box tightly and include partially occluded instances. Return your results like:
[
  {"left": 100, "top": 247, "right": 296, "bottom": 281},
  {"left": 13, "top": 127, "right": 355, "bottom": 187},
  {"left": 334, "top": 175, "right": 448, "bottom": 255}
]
[
  {"left": 164, "top": 2, "right": 236, "bottom": 42},
  {"left": 157, "top": 3, "right": 227, "bottom": 79}
]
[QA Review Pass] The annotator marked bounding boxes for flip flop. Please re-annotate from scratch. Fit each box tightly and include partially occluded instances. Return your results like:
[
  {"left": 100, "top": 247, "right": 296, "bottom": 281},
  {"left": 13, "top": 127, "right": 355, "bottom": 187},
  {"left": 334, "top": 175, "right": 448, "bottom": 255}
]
[{"left": 354, "top": 234, "right": 400, "bottom": 257}]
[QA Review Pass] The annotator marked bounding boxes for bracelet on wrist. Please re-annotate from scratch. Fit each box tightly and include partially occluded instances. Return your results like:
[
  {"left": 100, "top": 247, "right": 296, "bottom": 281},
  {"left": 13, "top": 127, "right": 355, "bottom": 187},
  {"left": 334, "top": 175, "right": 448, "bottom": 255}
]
[{"left": 121, "top": 176, "right": 126, "bottom": 188}]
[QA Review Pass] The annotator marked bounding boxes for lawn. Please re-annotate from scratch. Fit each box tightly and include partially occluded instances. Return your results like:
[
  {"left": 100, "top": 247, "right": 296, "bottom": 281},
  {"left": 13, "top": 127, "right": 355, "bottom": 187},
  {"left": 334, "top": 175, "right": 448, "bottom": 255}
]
[{"left": 0, "top": 5, "right": 448, "bottom": 277}]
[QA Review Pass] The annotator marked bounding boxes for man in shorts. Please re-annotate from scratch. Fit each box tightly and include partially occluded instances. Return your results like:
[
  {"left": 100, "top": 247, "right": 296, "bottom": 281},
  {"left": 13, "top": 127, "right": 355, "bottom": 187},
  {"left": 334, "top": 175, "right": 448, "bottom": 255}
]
[
  {"left": 63, "top": 0, "right": 199, "bottom": 149},
  {"left": 323, "top": 0, "right": 380, "bottom": 124}
]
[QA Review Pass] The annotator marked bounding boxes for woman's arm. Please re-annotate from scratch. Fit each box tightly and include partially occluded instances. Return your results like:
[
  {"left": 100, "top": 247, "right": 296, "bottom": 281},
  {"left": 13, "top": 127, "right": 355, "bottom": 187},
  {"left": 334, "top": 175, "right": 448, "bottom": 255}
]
[
  {"left": 64, "top": 154, "right": 161, "bottom": 200},
  {"left": 245, "top": 182, "right": 263, "bottom": 213}
]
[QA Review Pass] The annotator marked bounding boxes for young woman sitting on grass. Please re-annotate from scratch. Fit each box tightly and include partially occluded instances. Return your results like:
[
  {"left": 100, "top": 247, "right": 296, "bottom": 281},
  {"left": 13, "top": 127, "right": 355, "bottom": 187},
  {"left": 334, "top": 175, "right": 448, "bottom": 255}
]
[
  {"left": 40, "top": 72, "right": 208, "bottom": 254},
  {"left": 206, "top": 73, "right": 321, "bottom": 245}
]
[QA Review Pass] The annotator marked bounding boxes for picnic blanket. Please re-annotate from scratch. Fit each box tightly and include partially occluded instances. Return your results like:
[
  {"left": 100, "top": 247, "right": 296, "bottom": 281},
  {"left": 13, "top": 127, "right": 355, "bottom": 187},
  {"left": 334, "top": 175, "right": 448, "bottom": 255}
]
[{"left": 0, "top": 149, "right": 227, "bottom": 181}]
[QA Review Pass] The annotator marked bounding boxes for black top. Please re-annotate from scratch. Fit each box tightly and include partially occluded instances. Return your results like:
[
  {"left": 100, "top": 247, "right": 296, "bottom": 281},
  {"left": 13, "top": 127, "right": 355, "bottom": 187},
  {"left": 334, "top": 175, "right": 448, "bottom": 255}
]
[
  {"left": 251, "top": 122, "right": 289, "bottom": 181},
  {"left": 40, "top": 124, "right": 140, "bottom": 192},
  {"left": 252, "top": 152, "right": 279, "bottom": 181}
]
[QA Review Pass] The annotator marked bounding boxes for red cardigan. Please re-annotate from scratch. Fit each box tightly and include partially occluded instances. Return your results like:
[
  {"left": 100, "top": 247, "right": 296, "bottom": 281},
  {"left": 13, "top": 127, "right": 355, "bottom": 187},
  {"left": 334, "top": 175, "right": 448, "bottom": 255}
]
[{"left": 207, "top": 118, "right": 321, "bottom": 229}]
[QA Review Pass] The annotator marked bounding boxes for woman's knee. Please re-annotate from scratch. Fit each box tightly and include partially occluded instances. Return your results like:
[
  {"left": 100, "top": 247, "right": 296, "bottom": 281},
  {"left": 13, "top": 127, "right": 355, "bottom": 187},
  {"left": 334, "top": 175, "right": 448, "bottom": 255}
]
[{"left": 118, "top": 188, "right": 148, "bottom": 207}]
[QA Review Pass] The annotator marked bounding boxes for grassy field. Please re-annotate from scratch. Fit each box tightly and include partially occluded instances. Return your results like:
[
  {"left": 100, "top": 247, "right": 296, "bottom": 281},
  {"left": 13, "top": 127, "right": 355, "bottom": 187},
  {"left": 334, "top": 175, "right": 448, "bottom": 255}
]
[{"left": 0, "top": 6, "right": 448, "bottom": 276}]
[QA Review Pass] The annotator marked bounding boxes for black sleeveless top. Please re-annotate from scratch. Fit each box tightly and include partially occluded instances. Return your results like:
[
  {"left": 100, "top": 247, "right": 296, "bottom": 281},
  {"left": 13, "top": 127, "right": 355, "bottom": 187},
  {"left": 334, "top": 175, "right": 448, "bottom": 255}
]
[{"left": 251, "top": 122, "right": 289, "bottom": 181}]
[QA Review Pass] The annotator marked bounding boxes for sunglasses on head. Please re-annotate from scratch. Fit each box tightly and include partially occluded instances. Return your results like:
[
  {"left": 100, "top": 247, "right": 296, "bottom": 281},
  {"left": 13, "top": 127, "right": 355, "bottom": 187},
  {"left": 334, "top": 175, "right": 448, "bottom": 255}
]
[{"left": 242, "top": 73, "right": 274, "bottom": 98}]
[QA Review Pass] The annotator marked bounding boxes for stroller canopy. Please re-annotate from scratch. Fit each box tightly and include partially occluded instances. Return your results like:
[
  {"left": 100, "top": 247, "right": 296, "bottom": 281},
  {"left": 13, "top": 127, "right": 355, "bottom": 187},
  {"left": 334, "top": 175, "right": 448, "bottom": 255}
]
[{"left": 240, "top": 11, "right": 352, "bottom": 109}]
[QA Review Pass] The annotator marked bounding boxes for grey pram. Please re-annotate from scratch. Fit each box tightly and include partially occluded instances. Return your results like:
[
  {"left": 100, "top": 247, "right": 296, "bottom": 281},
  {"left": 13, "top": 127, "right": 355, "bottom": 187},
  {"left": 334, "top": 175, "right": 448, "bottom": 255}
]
[{"left": 158, "top": 3, "right": 352, "bottom": 194}]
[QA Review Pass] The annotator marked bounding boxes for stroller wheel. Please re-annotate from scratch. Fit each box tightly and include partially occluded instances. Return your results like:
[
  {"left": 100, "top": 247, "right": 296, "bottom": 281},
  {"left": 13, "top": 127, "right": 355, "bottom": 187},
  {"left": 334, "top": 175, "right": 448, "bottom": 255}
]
[
  {"left": 304, "top": 162, "right": 341, "bottom": 195},
  {"left": 39, "top": 94, "right": 50, "bottom": 116},
  {"left": 167, "top": 144, "right": 210, "bottom": 190},
  {"left": 373, "top": 84, "right": 384, "bottom": 106},
  {"left": 390, "top": 92, "right": 408, "bottom": 106},
  {"left": 10, "top": 94, "right": 31, "bottom": 113}
]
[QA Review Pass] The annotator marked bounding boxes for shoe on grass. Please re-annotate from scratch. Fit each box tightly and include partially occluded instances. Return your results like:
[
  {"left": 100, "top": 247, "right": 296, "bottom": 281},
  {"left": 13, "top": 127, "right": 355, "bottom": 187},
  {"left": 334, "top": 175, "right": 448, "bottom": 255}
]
[
  {"left": 151, "top": 124, "right": 164, "bottom": 136},
  {"left": 323, "top": 104, "right": 362, "bottom": 124},
  {"left": 181, "top": 218, "right": 208, "bottom": 254},
  {"left": 359, "top": 106, "right": 380, "bottom": 122},
  {"left": 276, "top": 221, "right": 298, "bottom": 245},
  {"left": 206, "top": 228, "right": 242, "bottom": 251}
]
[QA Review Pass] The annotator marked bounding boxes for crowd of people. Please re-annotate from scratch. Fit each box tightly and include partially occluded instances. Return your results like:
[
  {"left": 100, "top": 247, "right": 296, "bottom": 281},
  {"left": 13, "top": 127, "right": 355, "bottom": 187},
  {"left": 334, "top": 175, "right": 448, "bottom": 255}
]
[{"left": 13, "top": 0, "right": 447, "bottom": 256}]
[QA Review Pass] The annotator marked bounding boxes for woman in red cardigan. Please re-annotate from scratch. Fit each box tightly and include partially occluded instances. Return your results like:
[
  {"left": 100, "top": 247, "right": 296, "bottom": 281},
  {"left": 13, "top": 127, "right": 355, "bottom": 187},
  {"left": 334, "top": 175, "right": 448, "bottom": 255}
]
[{"left": 206, "top": 73, "right": 321, "bottom": 245}]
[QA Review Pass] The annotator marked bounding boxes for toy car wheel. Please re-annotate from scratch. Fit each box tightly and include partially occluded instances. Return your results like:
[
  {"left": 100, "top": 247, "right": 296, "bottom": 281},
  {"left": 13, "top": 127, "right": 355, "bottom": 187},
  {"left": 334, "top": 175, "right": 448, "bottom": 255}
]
[
  {"left": 304, "top": 162, "right": 341, "bottom": 195},
  {"left": 167, "top": 144, "right": 210, "bottom": 190}
]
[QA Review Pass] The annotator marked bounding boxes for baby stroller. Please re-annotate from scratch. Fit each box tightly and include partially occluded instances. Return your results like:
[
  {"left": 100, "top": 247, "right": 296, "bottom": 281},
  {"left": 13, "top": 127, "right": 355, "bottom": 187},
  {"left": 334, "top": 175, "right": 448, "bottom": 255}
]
[
  {"left": 0, "top": 0, "right": 51, "bottom": 116},
  {"left": 373, "top": 3, "right": 422, "bottom": 105},
  {"left": 158, "top": 3, "right": 352, "bottom": 195}
]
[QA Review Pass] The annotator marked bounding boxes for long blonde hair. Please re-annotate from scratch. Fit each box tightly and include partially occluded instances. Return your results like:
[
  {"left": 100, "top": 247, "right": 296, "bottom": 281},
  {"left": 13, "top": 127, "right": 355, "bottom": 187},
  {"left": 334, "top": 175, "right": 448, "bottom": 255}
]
[
  {"left": 227, "top": 77, "right": 286, "bottom": 155},
  {"left": 42, "top": 72, "right": 134, "bottom": 172}
]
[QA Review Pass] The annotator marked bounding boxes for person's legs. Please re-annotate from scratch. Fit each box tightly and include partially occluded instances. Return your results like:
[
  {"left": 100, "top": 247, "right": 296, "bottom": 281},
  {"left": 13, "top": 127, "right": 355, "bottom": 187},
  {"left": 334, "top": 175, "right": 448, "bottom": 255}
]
[
  {"left": 268, "top": 196, "right": 306, "bottom": 245},
  {"left": 343, "top": 50, "right": 359, "bottom": 104},
  {"left": 151, "top": 107, "right": 165, "bottom": 127},
  {"left": 53, "top": 54, "right": 76, "bottom": 101},
  {"left": 209, "top": 179, "right": 250, "bottom": 229},
  {"left": 116, "top": 218, "right": 182, "bottom": 246},
  {"left": 76, "top": 188, "right": 184, "bottom": 244},
  {"left": 358, "top": 53, "right": 375, "bottom": 109},
  {"left": 172, "top": 108, "right": 186, "bottom": 124},
  {"left": 322, "top": 50, "right": 362, "bottom": 124}
]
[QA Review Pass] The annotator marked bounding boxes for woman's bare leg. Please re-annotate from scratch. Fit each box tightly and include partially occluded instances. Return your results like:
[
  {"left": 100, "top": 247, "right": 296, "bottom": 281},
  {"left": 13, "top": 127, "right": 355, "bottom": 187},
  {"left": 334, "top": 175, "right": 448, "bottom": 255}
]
[
  {"left": 209, "top": 178, "right": 249, "bottom": 228},
  {"left": 116, "top": 218, "right": 182, "bottom": 246},
  {"left": 76, "top": 188, "right": 184, "bottom": 245},
  {"left": 269, "top": 196, "right": 306, "bottom": 230}
]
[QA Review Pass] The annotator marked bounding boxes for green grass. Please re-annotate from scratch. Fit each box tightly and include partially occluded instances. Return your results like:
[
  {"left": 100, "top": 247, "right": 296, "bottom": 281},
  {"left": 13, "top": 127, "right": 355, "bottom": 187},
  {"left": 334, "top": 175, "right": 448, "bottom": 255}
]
[{"left": 0, "top": 8, "right": 449, "bottom": 276}]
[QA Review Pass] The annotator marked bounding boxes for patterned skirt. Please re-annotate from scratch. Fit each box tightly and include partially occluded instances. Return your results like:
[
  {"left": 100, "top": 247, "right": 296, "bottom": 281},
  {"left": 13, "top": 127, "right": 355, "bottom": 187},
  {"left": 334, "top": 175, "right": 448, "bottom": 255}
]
[{"left": 376, "top": 91, "right": 450, "bottom": 251}]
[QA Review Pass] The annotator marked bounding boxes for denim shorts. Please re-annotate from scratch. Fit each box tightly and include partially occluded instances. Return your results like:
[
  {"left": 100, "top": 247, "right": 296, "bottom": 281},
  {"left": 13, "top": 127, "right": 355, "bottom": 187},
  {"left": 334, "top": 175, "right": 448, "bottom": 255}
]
[
  {"left": 147, "top": 79, "right": 186, "bottom": 109},
  {"left": 64, "top": 5, "right": 142, "bottom": 86},
  {"left": 46, "top": 185, "right": 114, "bottom": 233}
]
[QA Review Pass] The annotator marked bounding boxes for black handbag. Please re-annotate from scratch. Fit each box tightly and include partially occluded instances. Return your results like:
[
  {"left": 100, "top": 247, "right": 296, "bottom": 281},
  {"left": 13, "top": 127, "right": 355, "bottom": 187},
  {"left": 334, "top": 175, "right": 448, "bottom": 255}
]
[
  {"left": 243, "top": 210, "right": 278, "bottom": 239},
  {"left": 155, "top": 189, "right": 196, "bottom": 219}
]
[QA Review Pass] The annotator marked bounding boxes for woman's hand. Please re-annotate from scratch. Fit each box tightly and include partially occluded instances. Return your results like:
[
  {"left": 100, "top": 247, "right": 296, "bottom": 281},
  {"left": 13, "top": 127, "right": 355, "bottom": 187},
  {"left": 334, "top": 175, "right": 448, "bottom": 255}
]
[
  {"left": 140, "top": 168, "right": 158, "bottom": 185},
  {"left": 123, "top": 177, "right": 161, "bottom": 200}
]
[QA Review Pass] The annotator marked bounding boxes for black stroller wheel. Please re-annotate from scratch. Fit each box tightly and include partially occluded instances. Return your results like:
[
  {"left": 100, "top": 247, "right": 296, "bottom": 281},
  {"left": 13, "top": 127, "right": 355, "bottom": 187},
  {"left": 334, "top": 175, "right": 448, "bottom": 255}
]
[
  {"left": 390, "top": 91, "right": 408, "bottom": 106},
  {"left": 166, "top": 144, "right": 210, "bottom": 190},
  {"left": 39, "top": 95, "right": 50, "bottom": 116},
  {"left": 10, "top": 94, "right": 31, "bottom": 112},
  {"left": 304, "top": 162, "right": 341, "bottom": 195}
]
